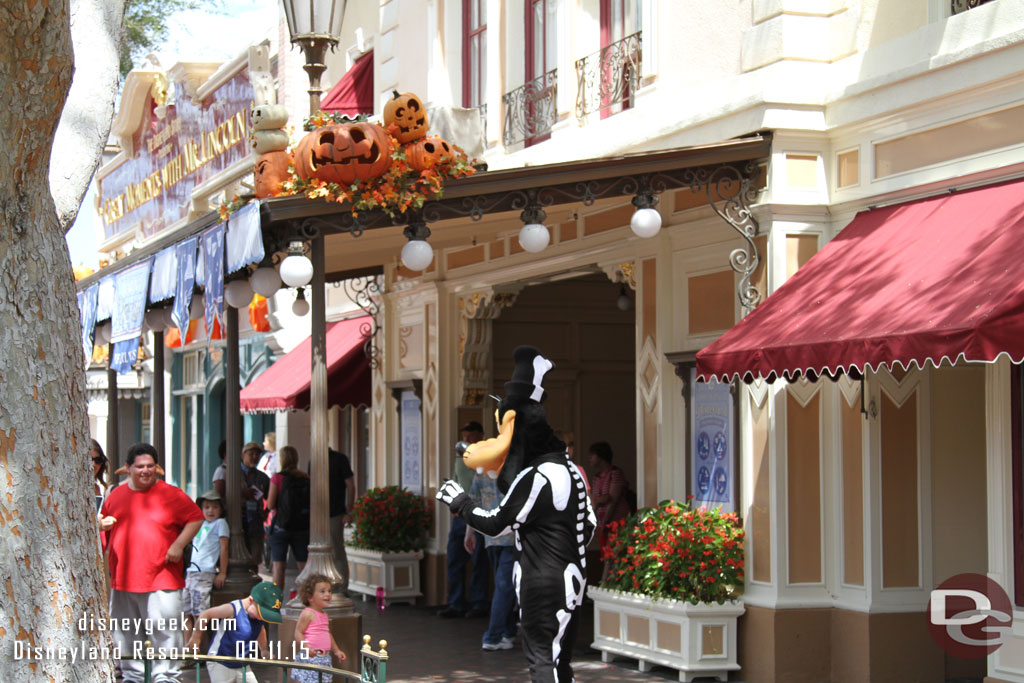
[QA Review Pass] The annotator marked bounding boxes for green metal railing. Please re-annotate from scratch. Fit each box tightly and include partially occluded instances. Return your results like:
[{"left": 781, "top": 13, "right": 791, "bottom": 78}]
[{"left": 129, "top": 634, "right": 388, "bottom": 682}]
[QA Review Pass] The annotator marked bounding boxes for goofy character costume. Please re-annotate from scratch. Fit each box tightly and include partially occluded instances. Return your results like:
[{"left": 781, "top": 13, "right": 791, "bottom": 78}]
[{"left": 437, "top": 346, "right": 597, "bottom": 682}]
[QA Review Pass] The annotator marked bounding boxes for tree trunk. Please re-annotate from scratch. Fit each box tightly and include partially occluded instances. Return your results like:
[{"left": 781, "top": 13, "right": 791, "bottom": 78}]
[
  {"left": 51, "top": 0, "right": 126, "bottom": 231},
  {"left": 0, "top": 1, "right": 119, "bottom": 680}
]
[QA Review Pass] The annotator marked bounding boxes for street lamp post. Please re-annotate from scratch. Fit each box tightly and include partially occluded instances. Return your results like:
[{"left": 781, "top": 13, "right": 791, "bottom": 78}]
[
  {"left": 279, "top": 1, "right": 360, "bottom": 670},
  {"left": 282, "top": 0, "right": 346, "bottom": 115}
]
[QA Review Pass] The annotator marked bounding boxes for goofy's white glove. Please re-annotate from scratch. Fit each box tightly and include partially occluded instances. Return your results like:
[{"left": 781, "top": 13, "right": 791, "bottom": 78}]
[{"left": 436, "top": 479, "right": 466, "bottom": 506}]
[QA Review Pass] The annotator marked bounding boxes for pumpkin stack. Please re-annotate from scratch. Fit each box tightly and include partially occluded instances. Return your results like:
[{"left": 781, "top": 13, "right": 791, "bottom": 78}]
[
  {"left": 251, "top": 104, "right": 292, "bottom": 198},
  {"left": 383, "top": 90, "right": 464, "bottom": 171}
]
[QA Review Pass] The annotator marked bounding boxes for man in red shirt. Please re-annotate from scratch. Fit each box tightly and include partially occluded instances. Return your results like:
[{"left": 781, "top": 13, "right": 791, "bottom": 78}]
[{"left": 100, "top": 443, "right": 204, "bottom": 682}]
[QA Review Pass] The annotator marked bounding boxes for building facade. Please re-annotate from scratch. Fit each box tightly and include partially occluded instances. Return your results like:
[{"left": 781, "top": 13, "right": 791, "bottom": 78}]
[{"left": 318, "top": 2, "right": 1024, "bottom": 682}]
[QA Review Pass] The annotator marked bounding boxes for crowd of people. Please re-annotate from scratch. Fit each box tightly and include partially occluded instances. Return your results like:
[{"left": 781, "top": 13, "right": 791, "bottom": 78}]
[
  {"left": 91, "top": 435, "right": 354, "bottom": 682},
  {"left": 87, "top": 422, "right": 630, "bottom": 679}
]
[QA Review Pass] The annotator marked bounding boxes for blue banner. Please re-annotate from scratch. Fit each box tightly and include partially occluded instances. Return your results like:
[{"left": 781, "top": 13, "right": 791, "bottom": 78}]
[
  {"left": 110, "top": 259, "right": 153, "bottom": 373},
  {"left": 690, "top": 368, "right": 735, "bottom": 512},
  {"left": 202, "top": 224, "right": 225, "bottom": 337},
  {"left": 172, "top": 237, "right": 198, "bottom": 344},
  {"left": 77, "top": 284, "right": 99, "bottom": 369}
]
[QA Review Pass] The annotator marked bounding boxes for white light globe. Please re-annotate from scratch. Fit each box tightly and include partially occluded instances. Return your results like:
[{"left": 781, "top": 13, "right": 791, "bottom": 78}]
[
  {"left": 280, "top": 253, "right": 314, "bottom": 287},
  {"left": 144, "top": 309, "right": 166, "bottom": 331},
  {"left": 617, "top": 293, "right": 632, "bottom": 311},
  {"left": 249, "top": 267, "right": 282, "bottom": 297},
  {"left": 189, "top": 294, "right": 205, "bottom": 319},
  {"left": 94, "top": 322, "right": 110, "bottom": 345},
  {"left": 630, "top": 207, "right": 662, "bottom": 238},
  {"left": 292, "top": 295, "right": 310, "bottom": 317},
  {"left": 401, "top": 239, "right": 434, "bottom": 271},
  {"left": 518, "top": 223, "right": 550, "bottom": 253},
  {"left": 224, "top": 279, "right": 254, "bottom": 309}
]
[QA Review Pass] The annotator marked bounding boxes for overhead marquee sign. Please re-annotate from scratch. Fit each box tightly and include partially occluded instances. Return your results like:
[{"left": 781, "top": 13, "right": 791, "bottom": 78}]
[{"left": 97, "top": 70, "right": 254, "bottom": 241}]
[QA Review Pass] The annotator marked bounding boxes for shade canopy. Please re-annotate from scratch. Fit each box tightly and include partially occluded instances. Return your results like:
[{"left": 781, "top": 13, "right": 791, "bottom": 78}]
[
  {"left": 321, "top": 51, "right": 374, "bottom": 116},
  {"left": 696, "top": 177, "right": 1024, "bottom": 383},
  {"left": 240, "top": 315, "right": 371, "bottom": 413}
]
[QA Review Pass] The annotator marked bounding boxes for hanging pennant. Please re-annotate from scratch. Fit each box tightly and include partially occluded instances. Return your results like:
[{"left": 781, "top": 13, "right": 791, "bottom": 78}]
[
  {"left": 202, "top": 223, "right": 225, "bottom": 338},
  {"left": 77, "top": 283, "right": 99, "bottom": 369},
  {"left": 171, "top": 237, "right": 198, "bottom": 345},
  {"left": 110, "top": 259, "right": 153, "bottom": 374},
  {"left": 226, "top": 202, "right": 264, "bottom": 274}
]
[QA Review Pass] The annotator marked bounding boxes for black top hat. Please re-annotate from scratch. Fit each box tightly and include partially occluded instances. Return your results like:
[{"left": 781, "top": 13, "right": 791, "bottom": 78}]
[{"left": 503, "top": 346, "right": 553, "bottom": 404}]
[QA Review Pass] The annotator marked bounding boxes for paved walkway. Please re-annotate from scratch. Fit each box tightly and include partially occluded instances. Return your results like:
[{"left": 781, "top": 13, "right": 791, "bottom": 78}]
[
  {"left": 177, "top": 596, "right": 685, "bottom": 682},
  {"left": 351, "top": 598, "right": 678, "bottom": 683}
]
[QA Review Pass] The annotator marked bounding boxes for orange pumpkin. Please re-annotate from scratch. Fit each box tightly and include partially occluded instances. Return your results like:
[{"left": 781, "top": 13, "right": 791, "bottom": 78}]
[
  {"left": 405, "top": 136, "right": 458, "bottom": 171},
  {"left": 294, "top": 122, "right": 393, "bottom": 185},
  {"left": 254, "top": 150, "right": 292, "bottom": 198},
  {"left": 383, "top": 90, "right": 428, "bottom": 143}
]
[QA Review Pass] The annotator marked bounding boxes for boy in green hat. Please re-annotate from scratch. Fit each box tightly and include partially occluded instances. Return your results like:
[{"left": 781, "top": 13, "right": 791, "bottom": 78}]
[{"left": 185, "top": 581, "right": 282, "bottom": 683}]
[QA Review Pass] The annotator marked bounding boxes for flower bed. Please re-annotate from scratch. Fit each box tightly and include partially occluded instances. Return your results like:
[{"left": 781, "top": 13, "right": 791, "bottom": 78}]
[{"left": 592, "top": 500, "right": 746, "bottom": 681}]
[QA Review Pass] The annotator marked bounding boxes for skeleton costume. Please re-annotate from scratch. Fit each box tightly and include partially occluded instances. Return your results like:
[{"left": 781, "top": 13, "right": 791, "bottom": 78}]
[{"left": 438, "top": 346, "right": 597, "bottom": 682}]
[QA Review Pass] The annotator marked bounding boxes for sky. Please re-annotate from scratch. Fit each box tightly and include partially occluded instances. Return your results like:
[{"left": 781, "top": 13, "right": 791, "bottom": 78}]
[{"left": 65, "top": 0, "right": 280, "bottom": 269}]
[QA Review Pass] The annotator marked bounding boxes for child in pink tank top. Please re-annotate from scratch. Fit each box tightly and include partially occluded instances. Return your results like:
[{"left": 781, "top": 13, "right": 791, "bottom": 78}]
[{"left": 290, "top": 574, "right": 346, "bottom": 682}]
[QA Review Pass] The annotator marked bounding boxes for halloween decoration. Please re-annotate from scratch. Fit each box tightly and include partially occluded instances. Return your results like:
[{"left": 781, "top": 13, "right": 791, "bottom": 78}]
[
  {"left": 405, "top": 136, "right": 457, "bottom": 171},
  {"left": 384, "top": 90, "right": 428, "bottom": 143},
  {"left": 251, "top": 129, "right": 289, "bottom": 154},
  {"left": 438, "top": 346, "right": 596, "bottom": 683},
  {"left": 251, "top": 104, "right": 289, "bottom": 131},
  {"left": 294, "top": 121, "right": 392, "bottom": 185},
  {"left": 254, "top": 150, "right": 292, "bottom": 198}
]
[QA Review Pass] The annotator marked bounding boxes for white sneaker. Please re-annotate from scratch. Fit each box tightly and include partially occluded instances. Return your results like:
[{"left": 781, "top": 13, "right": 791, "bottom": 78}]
[{"left": 482, "top": 639, "right": 514, "bottom": 651}]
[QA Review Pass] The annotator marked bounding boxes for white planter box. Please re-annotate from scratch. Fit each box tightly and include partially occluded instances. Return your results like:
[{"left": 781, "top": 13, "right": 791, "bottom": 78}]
[
  {"left": 589, "top": 586, "right": 744, "bottom": 682},
  {"left": 347, "top": 547, "right": 423, "bottom": 605}
]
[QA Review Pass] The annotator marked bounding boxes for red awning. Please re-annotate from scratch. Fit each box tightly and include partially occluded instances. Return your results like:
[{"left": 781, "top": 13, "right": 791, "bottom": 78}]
[
  {"left": 320, "top": 51, "right": 374, "bottom": 116},
  {"left": 697, "top": 178, "right": 1024, "bottom": 383},
  {"left": 240, "top": 316, "right": 371, "bottom": 413}
]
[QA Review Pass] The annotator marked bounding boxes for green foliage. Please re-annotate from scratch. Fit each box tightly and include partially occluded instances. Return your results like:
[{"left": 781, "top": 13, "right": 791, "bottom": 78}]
[
  {"left": 120, "top": 0, "right": 214, "bottom": 77},
  {"left": 351, "top": 486, "right": 432, "bottom": 553},
  {"left": 601, "top": 499, "right": 745, "bottom": 604}
]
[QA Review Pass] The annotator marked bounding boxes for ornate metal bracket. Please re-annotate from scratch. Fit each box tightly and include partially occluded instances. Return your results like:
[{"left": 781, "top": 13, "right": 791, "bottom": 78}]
[
  {"left": 702, "top": 163, "right": 761, "bottom": 309},
  {"left": 341, "top": 275, "right": 384, "bottom": 370}
]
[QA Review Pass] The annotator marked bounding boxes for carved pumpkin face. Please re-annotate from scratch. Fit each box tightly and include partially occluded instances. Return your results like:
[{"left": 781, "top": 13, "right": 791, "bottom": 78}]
[
  {"left": 406, "top": 136, "right": 455, "bottom": 171},
  {"left": 294, "top": 122, "right": 393, "bottom": 185},
  {"left": 254, "top": 151, "right": 292, "bottom": 198},
  {"left": 384, "top": 91, "right": 428, "bottom": 143}
]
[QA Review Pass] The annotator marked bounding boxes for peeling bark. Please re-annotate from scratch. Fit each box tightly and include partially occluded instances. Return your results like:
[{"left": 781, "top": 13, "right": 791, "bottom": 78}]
[{"left": 0, "top": 1, "right": 123, "bottom": 680}]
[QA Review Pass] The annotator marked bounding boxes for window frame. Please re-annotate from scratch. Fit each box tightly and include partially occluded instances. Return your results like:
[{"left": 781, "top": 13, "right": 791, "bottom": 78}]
[{"left": 462, "top": 0, "right": 487, "bottom": 108}]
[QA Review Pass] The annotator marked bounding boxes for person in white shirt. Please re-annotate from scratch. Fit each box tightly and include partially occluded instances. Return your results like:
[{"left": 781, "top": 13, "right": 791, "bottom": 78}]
[
  {"left": 256, "top": 432, "right": 278, "bottom": 477},
  {"left": 183, "top": 490, "right": 230, "bottom": 644}
]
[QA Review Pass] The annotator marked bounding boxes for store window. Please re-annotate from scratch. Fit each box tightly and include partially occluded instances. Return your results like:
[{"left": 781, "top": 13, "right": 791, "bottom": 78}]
[{"left": 462, "top": 0, "right": 487, "bottom": 108}]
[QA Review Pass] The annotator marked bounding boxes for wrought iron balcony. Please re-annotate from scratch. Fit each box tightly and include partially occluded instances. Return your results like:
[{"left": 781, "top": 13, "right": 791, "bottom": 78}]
[
  {"left": 951, "top": 0, "right": 996, "bottom": 14},
  {"left": 502, "top": 69, "right": 557, "bottom": 148},
  {"left": 575, "top": 32, "right": 641, "bottom": 120}
]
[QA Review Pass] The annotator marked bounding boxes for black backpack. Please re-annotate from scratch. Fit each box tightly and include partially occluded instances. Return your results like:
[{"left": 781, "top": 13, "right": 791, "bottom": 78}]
[{"left": 276, "top": 473, "right": 311, "bottom": 532}]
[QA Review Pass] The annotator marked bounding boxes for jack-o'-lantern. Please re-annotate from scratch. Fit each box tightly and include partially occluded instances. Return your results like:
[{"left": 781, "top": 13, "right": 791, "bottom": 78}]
[
  {"left": 294, "top": 122, "right": 393, "bottom": 185},
  {"left": 254, "top": 150, "right": 292, "bottom": 198},
  {"left": 405, "top": 136, "right": 457, "bottom": 171},
  {"left": 383, "top": 90, "right": 428, "bottom": 143}
]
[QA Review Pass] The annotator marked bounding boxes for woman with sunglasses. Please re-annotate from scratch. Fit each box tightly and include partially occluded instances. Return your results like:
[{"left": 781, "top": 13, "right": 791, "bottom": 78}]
[{"left": 90, "top": 439, "right": 108, "bottom": 511}]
